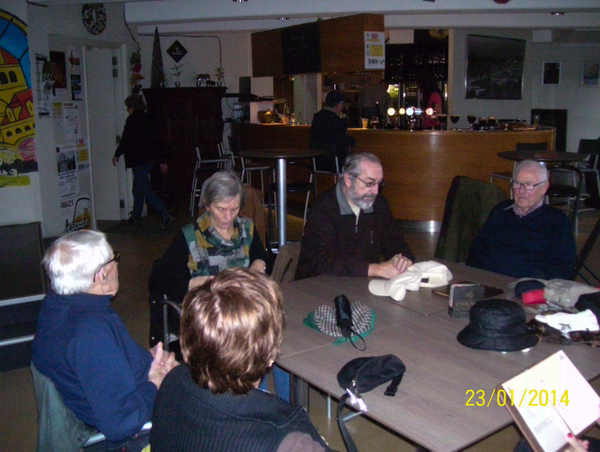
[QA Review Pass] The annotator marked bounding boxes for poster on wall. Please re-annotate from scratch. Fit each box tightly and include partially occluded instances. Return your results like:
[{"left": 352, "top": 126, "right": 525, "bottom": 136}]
[
  {"left": 61, "top": 195, "right": 92, "bottom": 233},
  {"left": 365, "top": 32, "right": 385, "bottom": 70},
  {"left": 67, "top": 46, "right": 82, "bottom": 100},
  {"left": 63, "top": 102, "right": 81, "bottom": 138},
  {"left": 466, "top": 35, "right": 526, "bottom": 100},
  {"left": 56, "top": 143, "right": 79, "bottom": 198},
  {"left": 583, "top": 63, "right": 599, "bottom": 86},
  {"left": 0, "top": 8, "right": 38, "bottom": 189},
  {"left": 76, "top": 138, "right": 90, "bottom": 174}
]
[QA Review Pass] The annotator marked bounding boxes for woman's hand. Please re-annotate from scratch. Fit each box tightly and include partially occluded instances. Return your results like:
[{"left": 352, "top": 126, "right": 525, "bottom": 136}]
[
  {"left": 188, "top": 276, "right": 209, "bottom": 290},
  {"left": 250, "top": 259, "right": 267, "bottom": 273}
]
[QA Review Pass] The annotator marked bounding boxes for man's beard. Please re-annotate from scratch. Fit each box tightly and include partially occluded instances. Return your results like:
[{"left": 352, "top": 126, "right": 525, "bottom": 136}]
[{"left": 349, "top": 184, "right": 376, "bottom": 210}]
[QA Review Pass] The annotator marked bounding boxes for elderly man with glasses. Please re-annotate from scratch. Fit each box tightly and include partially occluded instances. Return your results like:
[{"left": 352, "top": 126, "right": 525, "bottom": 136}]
[
  {"left": 466, "top": 159, "right": 576, "bottom": 279},
  {"left": 296, "top": 152, "right": 414, "bottom": 279}
]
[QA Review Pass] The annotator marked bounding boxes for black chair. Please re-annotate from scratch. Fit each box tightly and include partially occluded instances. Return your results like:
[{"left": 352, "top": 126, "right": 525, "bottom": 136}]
[
  {"left": 31, "top": 362, "right": 152, "bottom": 452},
  {"left": 546, "top": 164, "right": 585, "bottom": 232},
  {"left": 189, "top": 144, "right": 231, "bottom": 216},
  {"left": 266, "top": 162, "right": 316, "bottom": 251},
  {"left": 309, "top": 140, "right": 351, "bottom": 193},
  {"left": 576, "top": 137, "right": 600, "bottom": 199},
  {"left": 227, "top": 135, "right": 270, "bottom": 194},
  {"left": 572, "top": 197, "right": 600, "bottom": 285}
]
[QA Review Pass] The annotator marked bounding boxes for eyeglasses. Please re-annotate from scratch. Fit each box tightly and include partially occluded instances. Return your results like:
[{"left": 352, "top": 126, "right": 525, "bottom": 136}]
[
  {"left": 351, "top": 174, "right": 386, "bottom": 189},
  {"left": 94, "top": 252, "right": 120, "bottom": 282},
  {"left": 511, "top": 180, "right": 547, "bottom": 191},
  {"left": 102, "top": 252, "right": 120, "bottom": 267}
]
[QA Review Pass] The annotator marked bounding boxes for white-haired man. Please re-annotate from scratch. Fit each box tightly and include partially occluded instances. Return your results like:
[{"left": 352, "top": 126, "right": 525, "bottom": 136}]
[
  {"left": 32, "top": 230, "right": 178, "bottom": 451},
  {"left": 466, "top": 159, "right": 576, "bottom": 279}
]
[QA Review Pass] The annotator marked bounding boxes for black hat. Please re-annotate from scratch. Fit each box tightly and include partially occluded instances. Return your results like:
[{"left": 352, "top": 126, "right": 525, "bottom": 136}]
[
  {"left": 325, "top": 90, "right": 345, "bottom": 107},
  {"left": 457, "top": 299, "right": 538, "bottom": 352}
]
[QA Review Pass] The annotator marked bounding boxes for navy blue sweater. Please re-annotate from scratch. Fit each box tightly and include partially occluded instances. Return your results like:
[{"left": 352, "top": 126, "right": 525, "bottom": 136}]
[
  {"left": 466, "top": 200, "right": 576, "bottom": 279},
  {"left": 32, "top": 291, "right": 156, "bottom": 442}
]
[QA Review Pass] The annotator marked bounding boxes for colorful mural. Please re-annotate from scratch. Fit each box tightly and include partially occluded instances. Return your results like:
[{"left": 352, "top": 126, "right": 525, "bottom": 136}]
[{"left": 0, "top": 9, "right": 37, "bottom": 188}]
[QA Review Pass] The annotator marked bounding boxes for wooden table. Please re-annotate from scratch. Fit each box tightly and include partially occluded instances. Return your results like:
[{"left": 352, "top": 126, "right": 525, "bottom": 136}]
[
  {"left": 238, "top": 149, "right": 322, "bottom": 248},
  {"left": 277, "top": 264, "right": 600, "bottom": 452},
  {"left": 498, "top": 150, "right": 587, "bottom": 165}
]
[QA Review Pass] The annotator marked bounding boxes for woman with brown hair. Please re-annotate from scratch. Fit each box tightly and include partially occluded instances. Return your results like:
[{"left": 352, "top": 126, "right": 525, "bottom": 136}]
[{"left": 150, "top": 268, "right": 330, "bottom": 452}]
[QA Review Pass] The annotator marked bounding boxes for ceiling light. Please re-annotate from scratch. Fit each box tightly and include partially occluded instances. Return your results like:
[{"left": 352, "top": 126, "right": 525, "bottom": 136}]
[
  {"left": 278, "top": 17, "right": 289, "bottom": 21},
  {"left": 551, "top": 12, "right": 565, "bottom": 16},
  {"left": 233, "top": 0, "right": 248, "bottom": 3}
]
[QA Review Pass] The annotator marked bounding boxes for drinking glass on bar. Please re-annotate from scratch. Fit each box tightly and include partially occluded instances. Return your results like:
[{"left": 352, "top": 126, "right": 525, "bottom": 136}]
[
  {"left": 450, "top": 114, "right": 460, "bottom": 130},
  {"left": 479, "top": 117, "right": 488, "bottom": 131},
  {"left": 437, "top": 114, "right": 447, "bottom": 131},
  {"left": 467, "top": 115, "right": 476, "bottom": 131},
  {"left": 488, "top": 116, "right": 497, "bottom": 129}
]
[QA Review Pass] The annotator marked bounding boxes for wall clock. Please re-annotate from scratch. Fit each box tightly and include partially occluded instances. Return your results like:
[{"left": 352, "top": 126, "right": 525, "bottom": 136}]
[
  {"left": 82, "top": 3, "right": 107, "bottom": 35},
  {"left": 429, "top": 29, "right": 449, "bottom": 40}
]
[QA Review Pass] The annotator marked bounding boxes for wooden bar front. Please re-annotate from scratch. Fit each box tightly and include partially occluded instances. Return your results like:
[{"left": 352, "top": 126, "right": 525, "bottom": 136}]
[{"left": 232, "top": 123, "right": 555, "bottom": 222}]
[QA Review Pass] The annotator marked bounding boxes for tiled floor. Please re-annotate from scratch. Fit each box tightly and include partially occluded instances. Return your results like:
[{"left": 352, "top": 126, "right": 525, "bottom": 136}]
[{"left": 1, "top": 206, "right": 598, "bottom": 452}]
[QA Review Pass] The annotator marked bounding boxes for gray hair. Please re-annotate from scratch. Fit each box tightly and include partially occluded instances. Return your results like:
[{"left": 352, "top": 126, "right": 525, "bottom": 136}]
[
  {"left": 513, "top": 159, "right": 549, "bottom": 182},
  {"left": 342, "top": 152, "right": 382, "bottom": 177},
  {"left": 43, "top": 230, "right": 113, "bottom": 295},
  {"left": 200, "top": 171, "right": 246, "bottom": 210}
]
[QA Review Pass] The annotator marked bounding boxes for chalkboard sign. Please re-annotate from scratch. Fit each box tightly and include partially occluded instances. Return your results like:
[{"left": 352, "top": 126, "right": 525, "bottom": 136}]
[{"left": 281, "top": 22, "right": 321, "bottom": 75}]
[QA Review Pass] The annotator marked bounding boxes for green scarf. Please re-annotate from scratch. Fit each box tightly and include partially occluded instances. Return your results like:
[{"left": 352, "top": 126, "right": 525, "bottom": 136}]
[{"left": 183, "top": 212, "right": 253, "bottom": 277}]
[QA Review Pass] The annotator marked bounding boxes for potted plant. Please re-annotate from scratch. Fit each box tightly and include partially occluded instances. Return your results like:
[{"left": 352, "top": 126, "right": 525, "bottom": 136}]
[{"left": 171, "top": 64, "right": 183, "bottom": 87}]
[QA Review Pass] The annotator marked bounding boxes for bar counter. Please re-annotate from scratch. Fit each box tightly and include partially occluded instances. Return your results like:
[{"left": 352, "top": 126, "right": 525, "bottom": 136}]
[{"left": 232, "top": 123, "right": 555, "bottom": 223}]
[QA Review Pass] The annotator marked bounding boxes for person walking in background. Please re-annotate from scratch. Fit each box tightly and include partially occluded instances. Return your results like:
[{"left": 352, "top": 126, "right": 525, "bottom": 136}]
[{"left": 112, "top": 94, "right": 176, "bottom": 230}]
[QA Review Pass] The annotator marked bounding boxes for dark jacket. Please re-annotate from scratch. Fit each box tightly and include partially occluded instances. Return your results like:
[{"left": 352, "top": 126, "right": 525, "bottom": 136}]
[
  {"left": 32, "top": 291, "right": 156, "bottom": 442},
  {"left": 296, "top": 183, "right": 415, "bottom": 279},
  {"left": 466, "top": 200, "right": 576, "bottom": 279},
  {"left": 310, "top": 108, "right": 355, "bottom": 154},
  {"left": 114, "top": 109, "right": 162, "bottom": 168},
  {"left": 150, "top": 365, "right": 330, "bottom": 452}
]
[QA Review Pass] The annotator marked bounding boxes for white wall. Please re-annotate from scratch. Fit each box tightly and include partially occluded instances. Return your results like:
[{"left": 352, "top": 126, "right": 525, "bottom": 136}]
[
  {"left": 449, "top": 28, "right": 600, "bottom": 152},
  {"left": 22, "top": 1, "right": 136, "bottom": 237},
  {"left": 136, "top": 29, "right": 274, "bottom": 139}
]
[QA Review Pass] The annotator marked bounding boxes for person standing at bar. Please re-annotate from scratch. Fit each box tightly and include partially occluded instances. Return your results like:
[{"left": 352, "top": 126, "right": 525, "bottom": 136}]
[
  {"left": 357, "top": 79, "right": 392, "bottom": 128},
  {"left": 419, "top": 71, "right": 443, "bottom": 129}
]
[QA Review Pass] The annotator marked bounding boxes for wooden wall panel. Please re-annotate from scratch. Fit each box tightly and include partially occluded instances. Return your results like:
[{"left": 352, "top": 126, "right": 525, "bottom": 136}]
[
  {"left": 320, "top": 14, "right": 385, "bottom": 73},
  {"left": 252, "top": 29, "right": 283, "bottom": 77}
]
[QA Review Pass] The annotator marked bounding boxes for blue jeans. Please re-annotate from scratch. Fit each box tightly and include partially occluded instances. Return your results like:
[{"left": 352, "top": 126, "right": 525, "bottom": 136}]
[
  {"left": 131, "top": 160, "right": 168, "bottom": 219},
  {"left": 259, "top": 364, "right": 290, "bottom": 402}
]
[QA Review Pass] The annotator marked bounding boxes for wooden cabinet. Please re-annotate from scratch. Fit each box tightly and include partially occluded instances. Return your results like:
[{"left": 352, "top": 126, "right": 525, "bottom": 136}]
[{"left": 143, "top": 87, "right": 226, "bottom": 205}]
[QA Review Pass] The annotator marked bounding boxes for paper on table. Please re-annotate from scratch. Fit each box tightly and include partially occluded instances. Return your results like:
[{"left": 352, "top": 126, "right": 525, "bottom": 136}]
[{"left": 500, "top": 350, "right": 600, "bottom": 452}]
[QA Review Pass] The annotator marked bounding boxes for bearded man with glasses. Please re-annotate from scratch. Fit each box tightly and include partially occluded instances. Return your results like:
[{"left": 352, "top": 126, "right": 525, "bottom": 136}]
[
  {"left": 296, "top": 152, "right": 414, "bottom": 280},
  {"left": 466, "top": 159, "right": 576, "bottom": 279}
]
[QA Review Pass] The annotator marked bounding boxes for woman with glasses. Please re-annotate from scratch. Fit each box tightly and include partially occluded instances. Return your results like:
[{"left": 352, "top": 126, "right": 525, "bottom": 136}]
[
  {"left": 466, "top": 159, "right": 576, "bottom": 279},
  {"left": 32, "top": 230, "right": 178, "bottom": 452}
]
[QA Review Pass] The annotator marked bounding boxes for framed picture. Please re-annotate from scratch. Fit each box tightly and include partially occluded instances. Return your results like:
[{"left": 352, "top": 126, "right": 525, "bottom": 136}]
[
  {"left": 465, "top": 35, "right": 526, "bottom": 100},
  {"left": 583, "top": 62, "right": 599, "bottom": 86},
  {"left": 542, "top": 62, "right": 560, "bottom": 85}
]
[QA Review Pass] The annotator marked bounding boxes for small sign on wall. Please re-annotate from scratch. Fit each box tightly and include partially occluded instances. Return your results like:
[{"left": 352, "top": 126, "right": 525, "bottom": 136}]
[
  {"left": 365, "top": 31, "right": 385, "bottom": 70},
  {"left": 583, "top": 62, "right": 599, "bottom": 86}
]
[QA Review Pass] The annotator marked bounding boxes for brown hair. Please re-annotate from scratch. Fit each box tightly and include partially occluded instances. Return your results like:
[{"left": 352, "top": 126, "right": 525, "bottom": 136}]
[{"left": 180, "top": 267, "right": 284, "bottom": 395}]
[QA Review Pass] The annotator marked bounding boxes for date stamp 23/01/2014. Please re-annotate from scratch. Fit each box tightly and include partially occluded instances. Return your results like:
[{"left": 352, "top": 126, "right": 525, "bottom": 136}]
[{"left": 466, "top": 389, "right": 570, "bottom": 408}]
